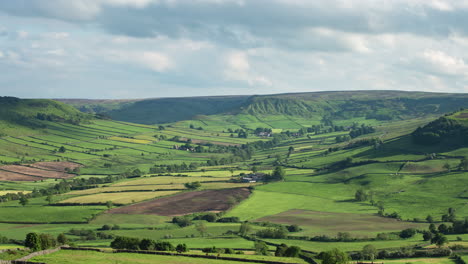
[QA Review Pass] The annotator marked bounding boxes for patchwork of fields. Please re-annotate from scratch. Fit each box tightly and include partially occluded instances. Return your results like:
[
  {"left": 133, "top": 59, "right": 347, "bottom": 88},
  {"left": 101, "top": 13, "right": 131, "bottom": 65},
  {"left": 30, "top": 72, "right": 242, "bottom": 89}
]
[{"left": 1, "top": 104, "right": 468, "bottom": 263}]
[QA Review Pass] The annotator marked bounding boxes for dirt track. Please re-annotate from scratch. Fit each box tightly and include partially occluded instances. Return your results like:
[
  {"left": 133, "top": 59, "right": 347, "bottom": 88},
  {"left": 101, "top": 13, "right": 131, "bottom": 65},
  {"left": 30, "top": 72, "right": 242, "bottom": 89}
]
[{"left": 108, "top": 188, "right": 251, "bottom": 216}]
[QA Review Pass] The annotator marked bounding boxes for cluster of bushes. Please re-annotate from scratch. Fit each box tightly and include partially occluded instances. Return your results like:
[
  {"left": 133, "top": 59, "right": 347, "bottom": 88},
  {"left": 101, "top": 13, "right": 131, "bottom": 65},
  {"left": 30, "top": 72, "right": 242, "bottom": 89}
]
[
  {"left": 149, "top": 163, "right": 200, "bottom": 174},
  {"left": 184, "top": 181, "right": 201, "bottom": 190},
  {"left": 98, "top": 224, "right": 121, "bottom": 231},
  {"left": 256, "top": 227, "right": 289, "bottom": 239},
  {"left": 172, "top": 214, "right": 241, "bottom": 228},
  {"left": 275, "top": 244, "right": 301, "bottom": 258},
  {"left": 68, "top": 229, "right": 98, "bottom": 241},
  {"left": 350, "top": 247, "right": 452, "bottom": 260},
  {"left": 202, "top": 247, "right": 239, "bottom": 254},
  {"left": 349, "top": 124, "right": 376, "bottom": 138},
  {"left": 110, "top": 236, "right": 187, "bottom": 252},
  {"left": 25, "top": 233, "right": 68, "bottom": 251}
]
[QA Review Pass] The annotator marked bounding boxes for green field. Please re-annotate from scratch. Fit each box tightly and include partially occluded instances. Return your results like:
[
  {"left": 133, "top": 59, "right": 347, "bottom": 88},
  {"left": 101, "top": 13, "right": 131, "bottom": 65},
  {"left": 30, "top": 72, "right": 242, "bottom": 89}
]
[{"left": 1, "top": 95, "right": 468, "bottom": 263}]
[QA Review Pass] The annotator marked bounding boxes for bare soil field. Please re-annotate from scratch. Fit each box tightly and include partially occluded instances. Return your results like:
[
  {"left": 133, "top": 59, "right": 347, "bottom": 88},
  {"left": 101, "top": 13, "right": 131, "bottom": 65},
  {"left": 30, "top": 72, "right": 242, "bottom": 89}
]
[
  {"left": 109, "top": 188, "right": 251, "bottom": 216},
  {"left": 0, "top": 162, "right": 78, "bottom": 181},
  {"left": 0, "top": 169, "right": 42, "bottom": 181},
  {"left": 29, "top": 161, "right": 82, "bottom": 172},
  {"left": 455, "top": 112, "right": 468, "bottom": 119}
]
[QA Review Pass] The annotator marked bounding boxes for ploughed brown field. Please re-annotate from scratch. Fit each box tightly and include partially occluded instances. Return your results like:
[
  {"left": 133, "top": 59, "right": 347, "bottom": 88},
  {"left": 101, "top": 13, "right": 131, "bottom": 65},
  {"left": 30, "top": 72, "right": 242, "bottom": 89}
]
[
  {"left": 108, "top": 188, "right": 251, "bottom": 216},
  {"left": 0, "top": 161, "right": 81, "bottom": 181},
  {"left": 29, "top": 161, "right": 82, "bottom": 172}
]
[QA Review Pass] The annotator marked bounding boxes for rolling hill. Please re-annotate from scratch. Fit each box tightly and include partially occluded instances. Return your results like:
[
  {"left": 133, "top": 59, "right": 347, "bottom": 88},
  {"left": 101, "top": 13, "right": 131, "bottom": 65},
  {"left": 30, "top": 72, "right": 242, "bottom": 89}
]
[
  {"left": 59, "top": 90, "right": 468, "bottom": 125},
  {"left": 2, "top": 96, "right": 468, "bottom": 263}
]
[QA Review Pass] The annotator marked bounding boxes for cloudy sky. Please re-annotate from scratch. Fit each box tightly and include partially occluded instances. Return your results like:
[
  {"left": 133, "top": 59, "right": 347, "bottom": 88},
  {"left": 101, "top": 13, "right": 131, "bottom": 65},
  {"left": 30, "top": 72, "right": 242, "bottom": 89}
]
[{"left": 1, "top": 0, "right": 468, "bottom": 99}]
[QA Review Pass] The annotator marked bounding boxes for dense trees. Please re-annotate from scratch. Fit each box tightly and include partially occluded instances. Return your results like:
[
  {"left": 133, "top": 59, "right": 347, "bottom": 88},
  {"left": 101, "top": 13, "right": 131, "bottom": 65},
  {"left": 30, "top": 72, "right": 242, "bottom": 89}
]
[
  {"left": 321, "top": 248, "right": 350, "bottom": 264},
  {"left": 172, "top": 216, "right": 192, "bottom": 227},
  {"left": 270, "top": 166, "right": 285, "bottom": 181},
  {"left": 412, "top": 117, "right": 468, "bottom": 145},
  {"left": 361, "top": 244, "right": 377, "bottom": 261},
  {"left": 25, "top": 233, "right": 42, "bottom": 251},
  {"left": 275, "top": 244, "right": 301, "bottom": 257},
  {"left": 254, "top": 241, "right": 269, "bottom": 255},
  {"left": 184, "top": 181, "right": 201, "bottom": 190},
  {"left": 111, "top": 236, "right": 177, "bottom": 251},
  {"left": 24, "top": 232, "right": 60, "bottom": 251},
  {"left": 256, "top": 226, "right": 288, "bottom": 239}
]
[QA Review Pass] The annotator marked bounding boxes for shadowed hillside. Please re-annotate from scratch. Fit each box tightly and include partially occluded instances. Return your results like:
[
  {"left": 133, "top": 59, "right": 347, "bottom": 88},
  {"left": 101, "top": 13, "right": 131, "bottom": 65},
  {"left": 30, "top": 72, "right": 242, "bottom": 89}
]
[{"left": 60, "top": 91, "right": 468, "bottom": 125}]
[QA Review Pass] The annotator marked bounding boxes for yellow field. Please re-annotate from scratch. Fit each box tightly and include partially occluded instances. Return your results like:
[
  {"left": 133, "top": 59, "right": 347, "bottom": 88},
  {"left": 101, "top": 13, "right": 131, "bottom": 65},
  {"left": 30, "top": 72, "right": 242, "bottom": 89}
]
[
  {"left": 0, "top": 190, "right": 31, "bottom": 195},
  {"left": 112, "top": 176, "right": 231, "bottom": 186},
  {"left": 108, "top": 136, "right": 152, "bottom": 144},
  {"left": 59, "top": 191, "right": 180, "bottom": 204},
  {"left": 0, "top": 245, "right": 24, "bottom": 250},
  {"left": 68, "top": 184, "right": 185, "bottom": 196}
]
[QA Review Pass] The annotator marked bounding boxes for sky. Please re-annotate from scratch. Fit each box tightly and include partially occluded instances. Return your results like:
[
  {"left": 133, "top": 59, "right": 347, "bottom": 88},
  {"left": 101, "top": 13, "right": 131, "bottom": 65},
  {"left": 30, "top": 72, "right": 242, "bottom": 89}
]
[{"left": 1, "top": 0, "right": 468, "bottom": 99}]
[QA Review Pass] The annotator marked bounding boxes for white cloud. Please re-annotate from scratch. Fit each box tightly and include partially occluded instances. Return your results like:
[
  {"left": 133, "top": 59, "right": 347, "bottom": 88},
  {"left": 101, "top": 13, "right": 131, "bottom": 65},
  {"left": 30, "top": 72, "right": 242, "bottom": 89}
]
[
  {"left": 46, "top": 49, "right": 66, "bottom": 56},
  {"left": 224, "top": 51, "right": 272, "bottom": 86},
  {"left": 108, "top": 50, "right": 173, "bottom": 72},
  {"left": 422, "top": 49, "right": 468, "bottom": 77},
  {"left": 44, "top": 32, "right": 70, "bottom": 39},
  {"left": 17, "top": 30, "right": 28, "bottom": 39}
]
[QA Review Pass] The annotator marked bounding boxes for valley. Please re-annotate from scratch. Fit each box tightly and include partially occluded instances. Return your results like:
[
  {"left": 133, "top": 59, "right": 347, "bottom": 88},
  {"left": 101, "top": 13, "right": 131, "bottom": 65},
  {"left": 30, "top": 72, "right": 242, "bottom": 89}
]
[{"left": 0, "top": 91, "right": 467, "bottom": 264}]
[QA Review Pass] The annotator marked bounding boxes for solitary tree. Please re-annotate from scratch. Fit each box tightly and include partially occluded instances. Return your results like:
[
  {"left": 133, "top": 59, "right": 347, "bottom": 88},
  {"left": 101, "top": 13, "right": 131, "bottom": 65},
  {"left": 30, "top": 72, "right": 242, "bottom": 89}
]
[
  {"left": 239, "top": 222, "right": 252, "bottom": 236},
  {"left": 45, "top": 194, "right": 53, "bottom": 205},
  {"left": 57, "top": 233, "right": 68, "bottom": 245},
  {"left": 361, "top": 244, "right": 377, "bottom": 261},
  {"left": 251, "top": 166, "right": 258, "bottom": 174},
  {"left": 426, "top": 215, "right": 434, "bottom": 223},
  {"left": 443, "top": 162, "right": 451, "bottom": 172},
  {"left": 459, "top": 157, "right": 468, "bottom": 171},
  {"left": 106, "top": 201, "right": 113, "bottom": 209},
  {"left": 431, "top": 233, "right": 448, "bottom": 248},
  {"left": 255, "top": 241, "right": 269, "bottom": 255},
  {"left": 19, "top": 196, "right": 29, "bottom": 207},
  {"left": 287, "top": 146, "right": 295, "bottom": 157},
  {"left": 196, "top": 222, "right": 207, "bottom": 237},
  {"left": 354, "top": 189, "right": 368, "bottom": 202},
  {"left": 25, "top": 233, "right": 41, "bottom": 251}
]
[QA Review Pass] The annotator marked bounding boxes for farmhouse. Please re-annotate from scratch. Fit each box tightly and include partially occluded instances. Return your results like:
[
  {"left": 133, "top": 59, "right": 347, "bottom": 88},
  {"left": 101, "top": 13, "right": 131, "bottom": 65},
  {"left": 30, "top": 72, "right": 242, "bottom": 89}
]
[
  {"left": 241, "top": 172, "right": 266, "bottom": 183},
  {"left": 172, "top": 145, "right": 195, "bottom": 152},
  {"left": 256, "top": 131, "right": 272, "bottom": 137}
]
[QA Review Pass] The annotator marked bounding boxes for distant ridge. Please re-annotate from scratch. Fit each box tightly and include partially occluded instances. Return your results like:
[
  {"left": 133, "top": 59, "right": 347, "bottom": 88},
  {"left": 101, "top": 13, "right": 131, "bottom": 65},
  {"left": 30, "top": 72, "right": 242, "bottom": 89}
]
[{"left": 58, "top": 90, "right": 468, "bottom": 125}]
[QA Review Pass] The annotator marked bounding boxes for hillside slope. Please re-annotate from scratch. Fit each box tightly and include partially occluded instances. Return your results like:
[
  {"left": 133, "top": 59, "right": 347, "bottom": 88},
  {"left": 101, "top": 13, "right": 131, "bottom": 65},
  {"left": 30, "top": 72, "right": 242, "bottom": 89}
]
[
  {"left": 60, "top": 91, "right": 468, "bottom": 125},
  {"left": 0, "top": 97, "right": 91, "bottom": 136}
]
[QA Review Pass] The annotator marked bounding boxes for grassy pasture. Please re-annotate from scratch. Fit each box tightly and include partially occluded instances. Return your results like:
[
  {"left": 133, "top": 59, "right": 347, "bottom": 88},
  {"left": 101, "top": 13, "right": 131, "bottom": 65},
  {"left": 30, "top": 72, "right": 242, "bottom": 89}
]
[
  {"left": 377, "top": 257, "right": 454, "bottom": 264},
  {"left": 226, "top": 190, "right": 376, "bottom": 221},
  {"left": 265, "top": 234, "right": 424, "bottom": 252},
  {"left": 30, "top": 250, "right": 248, "bottom": 264},
  {"left": 108, "top": 223, "right": 242, "bottom": 240},
  {"left": 257, "top": 209, "right": 427, "bottom": 237},
  {"left": 90, "top": 213, "right": 169, "bottom": 225}
]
